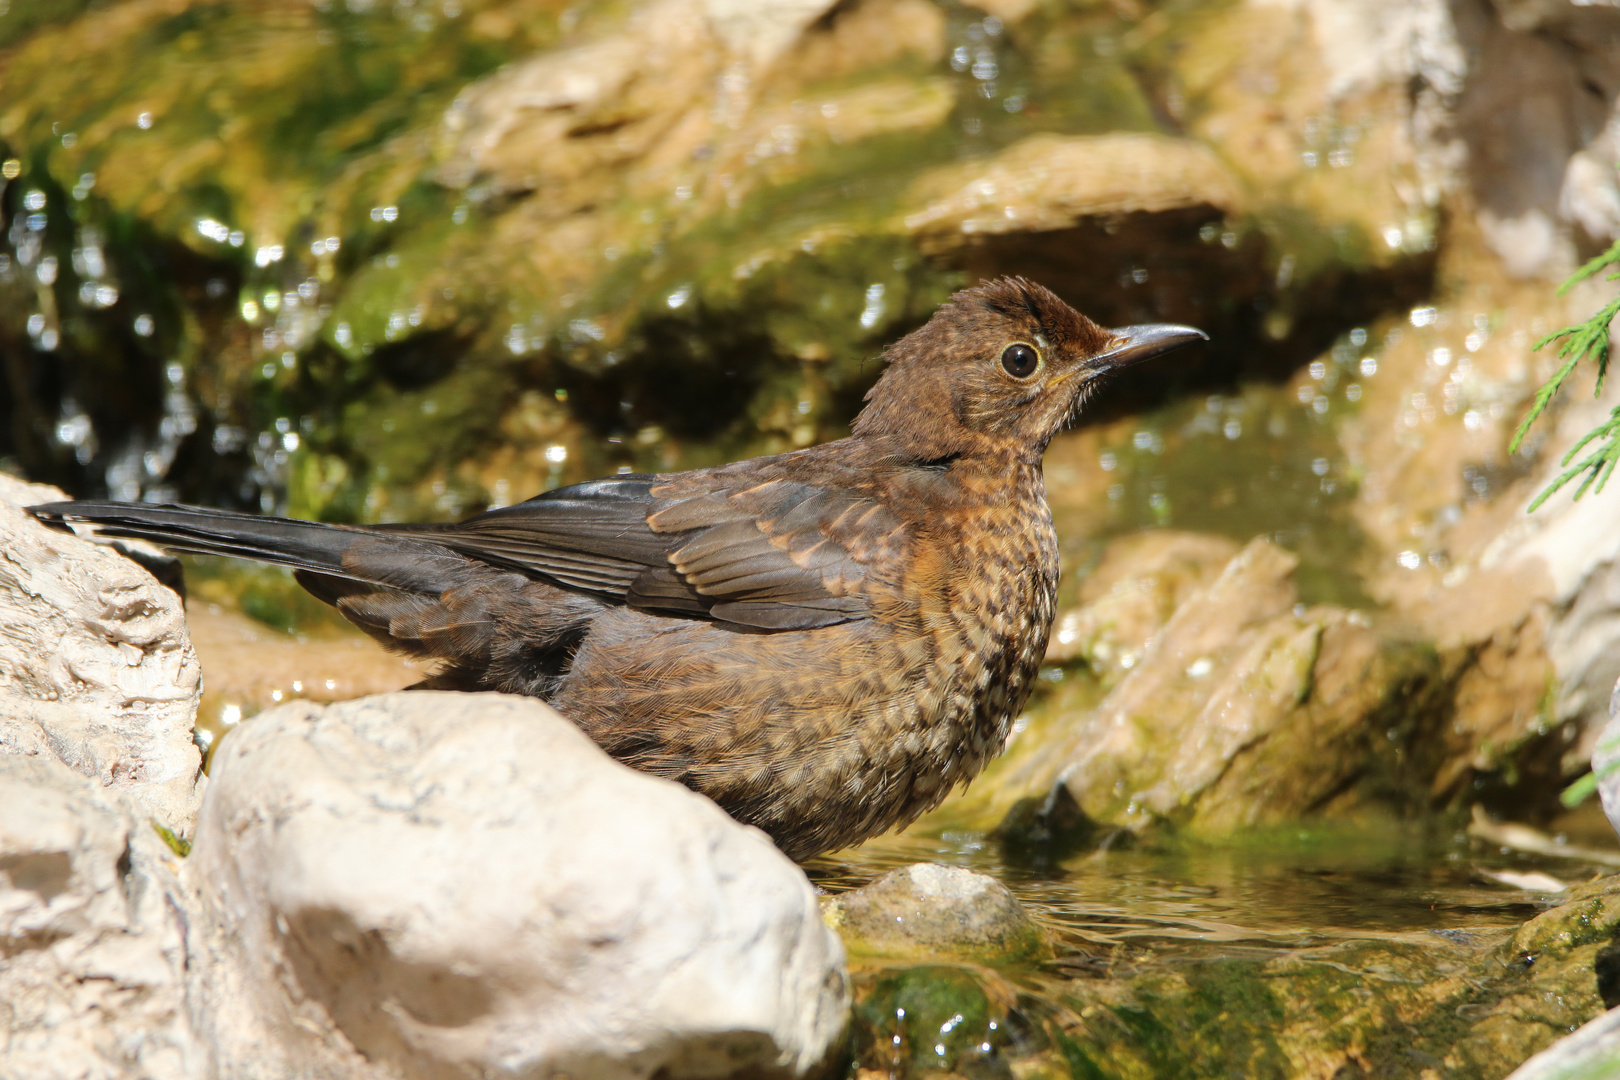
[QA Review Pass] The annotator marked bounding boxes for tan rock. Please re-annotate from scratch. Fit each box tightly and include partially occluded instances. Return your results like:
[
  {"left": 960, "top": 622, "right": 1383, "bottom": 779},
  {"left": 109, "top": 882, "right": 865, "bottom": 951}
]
[
  {"left": 901, "top": 133, "right": 1242, "bottom": 248},
  {"left": 436, "top": 2, "right": 718, "bottom": 199},
  {"left": 1171, "top": 0, "right": 1441, "bottom": 265},
  {"left": 770, "top": 0, "right": 947, "bottom": 85},
  {"left": 961, "top": 537, "right": 1446, "bottom": 835},
  {"left": 1333, "top": 220, "right": 1620, "bottom": 764},
  {"left": 1045, "top": 530, "right": 1241, "bottom": 671},
  {"left": 0, "top": 475, "right": 201, "bottom": 828},
  {"left": 1505, "top": 1005, "right": 1620, "bottom": 1080},
  {"left": 0, "top": 753, "right": 200, "bottom": 1080}
]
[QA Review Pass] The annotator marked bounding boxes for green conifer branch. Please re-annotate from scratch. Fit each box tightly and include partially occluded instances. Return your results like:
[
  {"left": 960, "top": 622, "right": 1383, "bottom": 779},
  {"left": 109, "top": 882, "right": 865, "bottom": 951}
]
[{"left": 1512, "top": 238, "right": 1620, "bottom": 510}]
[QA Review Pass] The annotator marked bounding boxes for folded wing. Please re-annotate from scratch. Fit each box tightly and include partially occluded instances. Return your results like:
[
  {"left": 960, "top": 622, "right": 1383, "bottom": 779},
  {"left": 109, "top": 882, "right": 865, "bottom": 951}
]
[{"left": 387, "top": 474, "right": 904, "bottom": 630}]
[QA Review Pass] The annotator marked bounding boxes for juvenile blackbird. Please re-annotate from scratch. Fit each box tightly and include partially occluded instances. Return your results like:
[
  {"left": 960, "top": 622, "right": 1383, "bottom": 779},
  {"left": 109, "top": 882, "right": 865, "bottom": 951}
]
[{"left": 31, "top": 277, "right": 1203, "bottom": 860}]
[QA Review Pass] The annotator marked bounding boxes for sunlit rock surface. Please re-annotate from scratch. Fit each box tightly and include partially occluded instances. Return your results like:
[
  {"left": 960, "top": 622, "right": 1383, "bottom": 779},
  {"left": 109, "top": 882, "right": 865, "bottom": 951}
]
[
  {"left": 0, "top": 474, "right": 201, "bottom": 827},
  {"left": 1594, "top": 681, "right": 1620, "bottom": 843},
  {"left": 1337, "top": 249, "right": 1620, "bottom": 793},
  {"left": 822, "top": 863, "right": 1048, "bottom": 965},
  {"left": 187, "top": 691, "right": 850, "bottom": 1080},
  {"left": 901, "top": 132, "right": 1241, "bottom": 242},
  {"left": 0, "top": 753, "right": 199, "bottom": 1080},
  {"left": 947, "top": 536, "right": 1444, "bottom": 837},
  {"left": 1043, "top": 530, "right": 1240, "bottom": 672}
]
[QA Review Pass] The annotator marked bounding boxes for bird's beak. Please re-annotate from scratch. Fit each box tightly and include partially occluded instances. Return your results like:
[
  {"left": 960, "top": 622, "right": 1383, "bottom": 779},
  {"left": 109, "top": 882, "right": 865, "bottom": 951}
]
[{"left": 1090, "top": 323, "right": 1208, "bottom": 373}]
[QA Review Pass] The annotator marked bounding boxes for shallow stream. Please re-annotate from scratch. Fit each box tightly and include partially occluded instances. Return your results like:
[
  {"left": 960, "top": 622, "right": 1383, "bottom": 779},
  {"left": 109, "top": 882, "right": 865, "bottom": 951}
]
[{"left": 812, "top": 811, "right": 1617, "bottom": 1077}]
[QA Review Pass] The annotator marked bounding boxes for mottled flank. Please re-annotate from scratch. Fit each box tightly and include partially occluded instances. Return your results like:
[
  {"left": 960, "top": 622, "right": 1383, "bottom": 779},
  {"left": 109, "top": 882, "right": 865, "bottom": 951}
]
[{"left": 31, "top": 278, "right": 1202, "bottom": 860}]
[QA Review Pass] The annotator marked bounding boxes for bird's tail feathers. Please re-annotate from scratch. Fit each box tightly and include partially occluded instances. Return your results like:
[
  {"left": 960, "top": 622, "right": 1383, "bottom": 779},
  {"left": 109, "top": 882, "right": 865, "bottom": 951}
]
[
  {"left": 29, "top": 501, "right": 478, "bottom": 600},
  {"left": 29, "top": 501, "right": 370, "bottom": 578}
]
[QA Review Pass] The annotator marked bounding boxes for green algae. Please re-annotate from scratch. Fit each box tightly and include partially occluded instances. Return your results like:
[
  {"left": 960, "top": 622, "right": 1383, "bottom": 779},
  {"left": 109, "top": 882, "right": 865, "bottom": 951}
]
[
  {"left": 852, "top": 965, "right": 1018, "bottom": 1076},
  {"left": 0, "top": 0, "right": 92, "bottom": 49}
]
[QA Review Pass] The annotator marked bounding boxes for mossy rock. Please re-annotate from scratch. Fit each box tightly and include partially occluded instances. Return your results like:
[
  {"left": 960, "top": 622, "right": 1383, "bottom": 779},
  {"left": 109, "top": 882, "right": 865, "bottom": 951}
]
[{"left": 823, "top": 863, "right": 1050, "bottom": 966}]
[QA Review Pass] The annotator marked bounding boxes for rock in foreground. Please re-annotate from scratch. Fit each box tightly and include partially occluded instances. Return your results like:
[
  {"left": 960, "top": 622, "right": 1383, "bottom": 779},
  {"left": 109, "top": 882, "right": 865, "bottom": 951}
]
[
  {"left": 0, "top": 753, "right": 198, "bottom": 1080},
  {"left": 0, "top": 473, "right": 201, "bottom": 828},
  {"left": 187, "top": 690, "right": 850, "bottom": 1080}
]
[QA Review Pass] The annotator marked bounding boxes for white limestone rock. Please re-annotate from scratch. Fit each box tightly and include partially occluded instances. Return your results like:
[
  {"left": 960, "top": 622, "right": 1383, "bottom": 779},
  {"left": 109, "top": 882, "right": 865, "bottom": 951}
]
[
  {"left": 1594, "top": 680, "right": 1620, "bottom": 843},
  {"left": 0, "top": 474, "right": 201, "bottom": 828},
  {"left": 186, "top": 690, "right": 849, "bottom": 1080},
  {"left": 0, "top": 752, "right": 200, "bottom": 1080},
  {"left": 1504, "top": 1001, "right": 1620, "bottom": 1080}
]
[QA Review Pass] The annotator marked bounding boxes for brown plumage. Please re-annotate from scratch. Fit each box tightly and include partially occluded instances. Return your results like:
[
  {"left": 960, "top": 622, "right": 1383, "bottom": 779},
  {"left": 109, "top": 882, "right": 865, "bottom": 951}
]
[{"left": 31, "top": 278, "right": 1204, "bottom": 860}]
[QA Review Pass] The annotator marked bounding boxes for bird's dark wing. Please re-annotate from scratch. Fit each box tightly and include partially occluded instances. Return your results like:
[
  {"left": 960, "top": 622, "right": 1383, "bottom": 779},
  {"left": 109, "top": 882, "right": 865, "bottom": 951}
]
[
  {"left": 399, "top": 473, "right": 903, "bottom": 630},
  {"left": 381, "top": 476, "right": 672, "bottom": 597}
]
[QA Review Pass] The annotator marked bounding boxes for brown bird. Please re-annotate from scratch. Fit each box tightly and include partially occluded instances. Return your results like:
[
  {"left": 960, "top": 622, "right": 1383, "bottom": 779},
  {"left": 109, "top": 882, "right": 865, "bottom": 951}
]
[{"left": 32, "top": 278, "right": 1203, "bottom": 860}]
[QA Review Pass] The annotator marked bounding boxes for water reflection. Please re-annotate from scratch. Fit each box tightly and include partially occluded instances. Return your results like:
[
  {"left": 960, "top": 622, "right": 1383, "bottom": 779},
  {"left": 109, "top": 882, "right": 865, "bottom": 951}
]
[{"left": 811, "top": 820, "right": 1573, "bottom": 968}]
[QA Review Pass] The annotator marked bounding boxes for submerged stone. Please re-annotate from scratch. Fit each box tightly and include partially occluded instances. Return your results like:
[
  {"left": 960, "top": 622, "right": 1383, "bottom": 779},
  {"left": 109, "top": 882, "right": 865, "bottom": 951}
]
[{"left": 823, "top": 863, "right": 1049, "bottom": 965}]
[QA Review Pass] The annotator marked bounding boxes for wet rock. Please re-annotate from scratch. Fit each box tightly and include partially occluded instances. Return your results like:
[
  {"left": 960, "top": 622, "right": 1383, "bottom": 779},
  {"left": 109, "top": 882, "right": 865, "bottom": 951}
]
[
  {"left": 1251, "top": 1, "right": 1620, "bottom": 789},
  {"left": 991, "top": 782, "right": 1107, "bottom": 866},
  {"left": 0, "top": 474, "right": 201, "bottom": 828},
  {"left": 0, "top": 752, "right": 199, "bottom": 1080},
  {"left": 1451, "top": 872, "right": 1620, "bottom": 1072},
  {"left": 1045, "top": 530, "right": 1241, "bottom": 672},
  {"left": 435, "top": 0, "right": 828, "bottom": 199},
  {"left": 984, "top": 536, "right": 1442, "bottom": 835},
  {"left": 849, "top": 964, "right": 1029, "bottom": 1076},
  {"left": 1338, "top": 250, "right": 1620, "bottom": 795},
  {"left": 1476, "top": 383, "right": 1620, "bottom": 768},
  {"left": 901, "top": 133, "right": 1241, "bottom": 247},
  {"left": 822, "top": 864, "right": 1048, "bottom": 965},
  {"left": 187, "top": 690, "right": 849, "bottom": 1080},
  {"left": 1179, "top": 0, "right": 1620, "bottom": 276},
  {"left": 1449, "top": 0, "right": 1620, "bottom": 276},
  {"left": 1176, "top": 0, "right": 1454, "bottom": 264}
]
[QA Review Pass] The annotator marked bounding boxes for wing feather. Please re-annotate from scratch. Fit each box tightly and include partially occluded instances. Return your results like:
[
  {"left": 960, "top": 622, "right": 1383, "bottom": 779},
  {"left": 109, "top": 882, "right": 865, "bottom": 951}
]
[{"left": 378, "top": 469, "right": 905, "bottom": 630}]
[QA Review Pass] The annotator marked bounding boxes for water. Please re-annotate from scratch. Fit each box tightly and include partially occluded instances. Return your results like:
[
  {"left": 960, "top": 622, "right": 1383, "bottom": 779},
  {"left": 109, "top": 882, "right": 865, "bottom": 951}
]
[
  {"left": 810, "top": 814, "right": 1610, "bottom": 1077},
  {"left": 812, "top": 821, "right": 1561, "bottom": 945}
]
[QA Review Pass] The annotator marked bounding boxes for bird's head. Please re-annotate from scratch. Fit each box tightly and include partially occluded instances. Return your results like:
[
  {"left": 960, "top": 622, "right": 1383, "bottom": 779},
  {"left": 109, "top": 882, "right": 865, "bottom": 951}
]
[{"left": 852, "top": 276, "right": 1205, "bottom": 462}]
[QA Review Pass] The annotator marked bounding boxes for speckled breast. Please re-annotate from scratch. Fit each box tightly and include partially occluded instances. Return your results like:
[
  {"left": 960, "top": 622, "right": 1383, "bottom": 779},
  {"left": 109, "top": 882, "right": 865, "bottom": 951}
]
[{"left": 909, "top": 461, "right": 1060, "bottom": 816}]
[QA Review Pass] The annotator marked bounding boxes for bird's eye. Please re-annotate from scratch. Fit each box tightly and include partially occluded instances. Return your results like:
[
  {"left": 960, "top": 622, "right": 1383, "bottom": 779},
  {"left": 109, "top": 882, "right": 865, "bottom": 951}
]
[{"left": 1000, "top": 342, "right": 1041, "bottom": 379}]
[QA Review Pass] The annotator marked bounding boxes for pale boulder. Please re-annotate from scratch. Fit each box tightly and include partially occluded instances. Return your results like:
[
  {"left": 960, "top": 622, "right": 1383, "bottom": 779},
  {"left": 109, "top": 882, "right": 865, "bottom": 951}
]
[
  {"left": 0, "top": 752, "right": 199, "bottom": 1080},
  {"left": 187, "top": 690, "right": 849, "bottom": 1080},
  {"left": 0, "top": 473, "right": 201, "bottom": 827}
]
